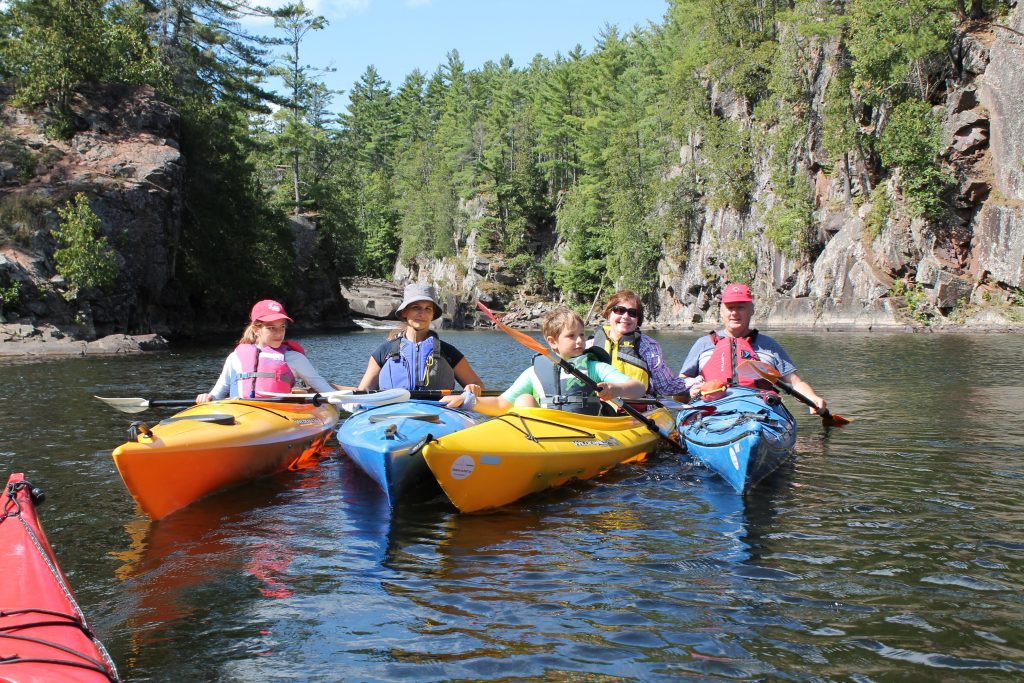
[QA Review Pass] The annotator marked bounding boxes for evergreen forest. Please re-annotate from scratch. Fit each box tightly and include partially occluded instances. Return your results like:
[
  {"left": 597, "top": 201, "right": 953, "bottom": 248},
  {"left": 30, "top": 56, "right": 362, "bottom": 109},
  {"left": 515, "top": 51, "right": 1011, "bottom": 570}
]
[{"left": 0, "top": 0, "right": 1016, "bottom": 317}]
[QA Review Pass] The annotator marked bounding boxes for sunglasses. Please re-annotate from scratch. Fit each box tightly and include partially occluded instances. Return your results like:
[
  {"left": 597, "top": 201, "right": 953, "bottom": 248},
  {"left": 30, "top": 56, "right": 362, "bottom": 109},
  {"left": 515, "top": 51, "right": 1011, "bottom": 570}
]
[{"left": 611, "top": 305, "right": 639, "bottom": 318}]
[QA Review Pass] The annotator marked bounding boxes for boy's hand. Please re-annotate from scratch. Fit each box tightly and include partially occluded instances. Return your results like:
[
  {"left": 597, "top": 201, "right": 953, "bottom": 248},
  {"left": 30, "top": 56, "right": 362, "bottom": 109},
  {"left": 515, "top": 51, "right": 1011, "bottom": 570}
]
[{"left": 595, "top": 382, "right": 616, "bottom": 401}]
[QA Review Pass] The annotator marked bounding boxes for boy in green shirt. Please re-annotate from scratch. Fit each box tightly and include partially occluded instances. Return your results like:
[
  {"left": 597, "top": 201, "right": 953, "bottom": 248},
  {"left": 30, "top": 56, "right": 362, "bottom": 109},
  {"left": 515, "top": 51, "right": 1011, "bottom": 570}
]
[{"left": 443, "top": 307, "right": 644, "bottom": 416}]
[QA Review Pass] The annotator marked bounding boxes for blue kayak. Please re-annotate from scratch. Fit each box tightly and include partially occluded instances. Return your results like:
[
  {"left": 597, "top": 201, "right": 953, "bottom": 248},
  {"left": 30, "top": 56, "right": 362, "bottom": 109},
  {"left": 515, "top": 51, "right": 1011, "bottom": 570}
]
[
  {"left": 676, "top": 386, "right": 796, "bottom": 493},
  {"left": 338, "top": 400, "right": 483, "bottom": 505}
]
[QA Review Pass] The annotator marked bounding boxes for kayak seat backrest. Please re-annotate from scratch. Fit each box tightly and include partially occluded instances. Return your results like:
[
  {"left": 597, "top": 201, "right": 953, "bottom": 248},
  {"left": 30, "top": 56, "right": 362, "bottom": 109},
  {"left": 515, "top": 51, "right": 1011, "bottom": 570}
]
[{"left": 158, "top": 413, "right": 237, "bottom": 426}]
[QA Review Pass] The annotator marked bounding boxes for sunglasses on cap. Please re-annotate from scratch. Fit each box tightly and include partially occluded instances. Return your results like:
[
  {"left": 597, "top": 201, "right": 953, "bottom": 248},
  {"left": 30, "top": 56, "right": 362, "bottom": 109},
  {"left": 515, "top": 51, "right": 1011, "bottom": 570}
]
[{"left": 611, "top": 305, "right": 639, "bottom": 318}]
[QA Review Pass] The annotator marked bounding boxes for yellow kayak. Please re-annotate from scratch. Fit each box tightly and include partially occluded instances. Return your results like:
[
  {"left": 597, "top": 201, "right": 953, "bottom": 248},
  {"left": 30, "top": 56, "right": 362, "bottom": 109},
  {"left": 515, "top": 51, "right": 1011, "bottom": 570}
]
[
  {"left": 422, "top": 406, "right": 675, "bottom": 513},
  {"left": 112, "top": 399, "right": 339, "bottom": 520}
]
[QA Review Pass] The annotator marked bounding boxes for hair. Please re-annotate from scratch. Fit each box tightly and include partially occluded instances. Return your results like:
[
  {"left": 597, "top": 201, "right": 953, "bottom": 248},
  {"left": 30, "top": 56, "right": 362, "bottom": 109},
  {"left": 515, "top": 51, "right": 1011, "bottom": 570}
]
[
  {"left": 542, "top": 306, "right": 584, "bottom": 340},
  {"left": 602, "top": 290, "right": 644, "bottom": 327},
  {"left": 238, "top": 322, "right": 262, "bottom": 345}
]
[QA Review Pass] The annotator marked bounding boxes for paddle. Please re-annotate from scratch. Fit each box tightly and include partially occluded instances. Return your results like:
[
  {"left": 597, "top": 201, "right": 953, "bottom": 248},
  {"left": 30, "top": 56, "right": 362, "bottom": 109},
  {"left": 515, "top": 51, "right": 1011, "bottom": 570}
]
[
  {"left": 736, "top": 360, "right": 851, "bottom": 427},
  {"left": 475, "top": 301, "right": 683, "bottom": 449},
  {"left": 95, "top": 389, "right": 411, "bottom": 415}
]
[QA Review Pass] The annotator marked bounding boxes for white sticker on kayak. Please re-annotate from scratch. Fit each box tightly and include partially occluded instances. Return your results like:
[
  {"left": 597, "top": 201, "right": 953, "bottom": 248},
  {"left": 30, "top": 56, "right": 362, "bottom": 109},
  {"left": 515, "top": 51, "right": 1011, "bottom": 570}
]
[
  {"left": 730, "top": 444, "right": 740, "bottom": 470},
  {"left": 450, "top": 455, "right": 476, "bottom": 480}
]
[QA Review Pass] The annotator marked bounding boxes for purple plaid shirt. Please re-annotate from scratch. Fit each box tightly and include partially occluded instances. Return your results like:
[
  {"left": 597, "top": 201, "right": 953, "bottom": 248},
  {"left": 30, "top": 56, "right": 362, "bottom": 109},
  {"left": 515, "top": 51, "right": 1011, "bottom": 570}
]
[{"left": 636, "top": 333, "right": 691, "bottom": 397}]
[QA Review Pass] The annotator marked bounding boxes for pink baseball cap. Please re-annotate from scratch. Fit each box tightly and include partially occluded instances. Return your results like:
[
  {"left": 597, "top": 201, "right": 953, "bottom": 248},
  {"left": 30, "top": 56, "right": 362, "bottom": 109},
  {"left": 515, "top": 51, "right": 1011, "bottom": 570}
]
[
  {"left": 250, "top": 299, "right": 293, "bottom": 323},
  {"left": 721, "top": 283, "right": 753, "bottom": 304}
]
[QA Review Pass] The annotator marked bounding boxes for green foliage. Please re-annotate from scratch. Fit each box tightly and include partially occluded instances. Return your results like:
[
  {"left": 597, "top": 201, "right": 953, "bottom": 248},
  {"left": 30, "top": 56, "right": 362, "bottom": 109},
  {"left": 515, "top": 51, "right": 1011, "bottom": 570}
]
[
  {"left": 764, "top": 120, "right": 815, "bottom": 258},
  {"left": 177, "top": 104, "right": 295, "bottom": 313},
  {"left": 0, "top": 0, "right": 992, "bottom": 326},
  {"left": 863, "top": 184, "right": 892, "bottom": 240},
  {"left": 0, "top": 0, "right": 160, "bottom": 130},
  {"left": 847, "top": 0, "right": 956, "bottom": 102},
  {"left": 0, "top": 280, "right": 22, "bottom": 313},
  {"left": 659, "top": 171, "right": 702, "bottom": 264},
  {"left": 702, "top": 117, "right": 754, "bottom": 212},
  {"left": 52, "top": 193, "right": 118, "bottom": 301},
  {"left": 889, "top": 278, "right": 932, "bottom": 323},
  {"left": 765, "top": 175, "right": 815, "bottom": 258},
  {"left": 879, "top": 99, "right": 950, "bottom": 219},
  {"left": 552, "top": 185, "right": 608, "bottom": 301},
  {"left": 720, "top": 239, "right": 756, "bottom": 285},
  {"left": 822, "top": 65, "right": 871, "bottom": 176}
]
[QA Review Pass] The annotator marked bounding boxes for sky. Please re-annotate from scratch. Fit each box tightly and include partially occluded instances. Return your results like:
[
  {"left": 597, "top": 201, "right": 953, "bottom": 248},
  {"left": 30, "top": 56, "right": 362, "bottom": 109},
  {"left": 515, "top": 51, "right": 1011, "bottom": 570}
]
[{"left": 247, "top": 0, "right": 670, "bottom": 103}]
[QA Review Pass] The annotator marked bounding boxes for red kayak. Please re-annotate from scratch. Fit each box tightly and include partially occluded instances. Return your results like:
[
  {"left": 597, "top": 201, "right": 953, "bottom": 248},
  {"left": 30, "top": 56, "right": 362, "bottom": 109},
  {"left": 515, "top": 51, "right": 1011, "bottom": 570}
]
[{"left": 0, "top": 473, "right": 120, "bottom": 682}]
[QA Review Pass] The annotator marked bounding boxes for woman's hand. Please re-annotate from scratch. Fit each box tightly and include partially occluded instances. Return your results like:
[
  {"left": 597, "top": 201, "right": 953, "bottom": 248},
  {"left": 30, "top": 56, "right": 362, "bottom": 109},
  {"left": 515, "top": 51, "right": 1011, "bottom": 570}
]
[{"left": 195, "top": 393, "right": 214, "bottom": 404}]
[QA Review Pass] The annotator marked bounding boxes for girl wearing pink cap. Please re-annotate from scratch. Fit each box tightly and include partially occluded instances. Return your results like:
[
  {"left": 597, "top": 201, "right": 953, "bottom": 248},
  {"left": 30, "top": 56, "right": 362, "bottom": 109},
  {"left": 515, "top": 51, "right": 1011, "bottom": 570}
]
[
  {"left": 678, "top": 284, "right": 826, "bottom": 414},
  {"left": 196, "top": 299, "right": 335, "bottom": 403}
]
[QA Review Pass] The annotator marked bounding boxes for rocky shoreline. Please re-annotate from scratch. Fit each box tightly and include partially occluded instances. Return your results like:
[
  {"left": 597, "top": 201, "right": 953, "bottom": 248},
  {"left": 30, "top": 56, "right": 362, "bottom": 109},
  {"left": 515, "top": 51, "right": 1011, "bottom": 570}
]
[
  {"left": 0, "top": 323, "right": 169, "bottom": 358},
  {"left": 3, "top": 305, "right": 1020, "bottom": 361}
]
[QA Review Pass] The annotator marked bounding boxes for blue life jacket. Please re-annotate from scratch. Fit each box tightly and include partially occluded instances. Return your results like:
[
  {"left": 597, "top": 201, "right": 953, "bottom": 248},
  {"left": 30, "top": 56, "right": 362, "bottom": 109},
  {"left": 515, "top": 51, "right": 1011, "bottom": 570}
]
[{"left": 379, "top": 332, "right": 457, "bottom": 390}]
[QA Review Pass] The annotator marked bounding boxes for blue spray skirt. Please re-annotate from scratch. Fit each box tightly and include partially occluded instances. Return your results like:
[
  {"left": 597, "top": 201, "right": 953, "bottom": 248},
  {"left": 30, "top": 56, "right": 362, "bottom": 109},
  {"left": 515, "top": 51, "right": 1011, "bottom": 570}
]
[{"left": 676, "top": 386, "right": 797, "bottom": 493}]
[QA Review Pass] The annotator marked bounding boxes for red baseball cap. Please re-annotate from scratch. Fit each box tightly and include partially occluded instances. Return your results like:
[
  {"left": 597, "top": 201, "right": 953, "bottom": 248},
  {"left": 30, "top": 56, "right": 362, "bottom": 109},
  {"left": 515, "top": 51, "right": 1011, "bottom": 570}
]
[
  {"left": 721, "top": 283, "right": 753, "bottom": 304},
  {"left": 250, "top": 299, "right": 293, "bottom": 323}
]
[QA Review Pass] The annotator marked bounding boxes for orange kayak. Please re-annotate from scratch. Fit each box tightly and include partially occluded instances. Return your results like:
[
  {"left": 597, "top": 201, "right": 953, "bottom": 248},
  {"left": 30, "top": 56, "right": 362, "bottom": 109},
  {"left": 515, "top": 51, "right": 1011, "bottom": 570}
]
[
  {"left": 0, "top": 472, "right": 121, "bottom": 682},
  {"left": 112, "top": 399, "right": 338, "bottom": 520}
]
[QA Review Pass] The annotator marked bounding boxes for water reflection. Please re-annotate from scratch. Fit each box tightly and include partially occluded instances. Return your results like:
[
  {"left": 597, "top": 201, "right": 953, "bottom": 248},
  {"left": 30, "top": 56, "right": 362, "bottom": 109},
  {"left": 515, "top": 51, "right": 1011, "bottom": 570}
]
[{"left": 3, "top": 331, "right": 1024, "bottom": 679}]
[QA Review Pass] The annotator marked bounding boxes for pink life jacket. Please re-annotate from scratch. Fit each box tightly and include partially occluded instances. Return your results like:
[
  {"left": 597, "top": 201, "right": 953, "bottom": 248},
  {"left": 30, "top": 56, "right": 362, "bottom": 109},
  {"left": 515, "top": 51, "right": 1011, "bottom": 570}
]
[
  {"left": 701, "top": 331, "right": 773, "bottom": 390},
  {"left": 235, "top": 340, "right": 304, "bottom": 398}
]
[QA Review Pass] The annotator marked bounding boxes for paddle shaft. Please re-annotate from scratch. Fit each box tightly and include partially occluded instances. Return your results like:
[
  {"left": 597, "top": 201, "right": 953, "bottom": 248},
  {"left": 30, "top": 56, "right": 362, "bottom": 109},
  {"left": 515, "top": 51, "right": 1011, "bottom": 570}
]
[
  {"left": 736, "top": 359, "right": 849, "bottom": 426},
  {"left": 405, "top": 389, "right": 501, "bottom": 400},
  {"left": 476, "top": 301, "right": 682, "bottom": 449},
  {"left": 773, "top": 378, "right": 841, "bottom": 420}
]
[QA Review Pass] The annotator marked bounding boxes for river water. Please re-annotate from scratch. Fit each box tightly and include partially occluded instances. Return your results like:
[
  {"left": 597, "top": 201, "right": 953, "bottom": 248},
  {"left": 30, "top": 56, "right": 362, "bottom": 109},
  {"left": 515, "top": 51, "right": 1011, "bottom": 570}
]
[{"left": 1, "top": 329, "right": 1023, "bottom": 681}]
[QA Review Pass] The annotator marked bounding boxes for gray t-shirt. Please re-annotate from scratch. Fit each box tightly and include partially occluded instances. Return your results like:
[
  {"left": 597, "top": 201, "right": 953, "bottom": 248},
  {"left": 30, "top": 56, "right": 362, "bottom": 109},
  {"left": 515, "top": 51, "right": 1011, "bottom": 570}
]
[{"left": 679, "top": 330, "right": 796, "bottom": 378}]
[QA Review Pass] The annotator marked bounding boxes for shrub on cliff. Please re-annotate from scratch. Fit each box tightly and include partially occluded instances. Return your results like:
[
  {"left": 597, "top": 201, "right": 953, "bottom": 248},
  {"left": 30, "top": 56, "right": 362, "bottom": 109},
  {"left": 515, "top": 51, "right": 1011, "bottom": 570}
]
[{"left": 52, "top": 193, "right": 118, "bottom": 301}]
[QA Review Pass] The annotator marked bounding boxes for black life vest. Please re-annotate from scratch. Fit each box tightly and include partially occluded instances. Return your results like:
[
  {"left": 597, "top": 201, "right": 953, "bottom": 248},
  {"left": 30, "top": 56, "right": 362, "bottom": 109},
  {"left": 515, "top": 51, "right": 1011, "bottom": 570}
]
[{"left": 531, "top": 349, "right": 608, "bottom": 415}]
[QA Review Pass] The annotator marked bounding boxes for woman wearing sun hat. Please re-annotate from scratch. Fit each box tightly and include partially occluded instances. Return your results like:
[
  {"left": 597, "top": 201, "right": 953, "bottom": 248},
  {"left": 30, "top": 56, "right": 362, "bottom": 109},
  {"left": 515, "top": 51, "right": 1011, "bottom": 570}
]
[
  {"left": 356, "top": 283, "right": 483, "bottom": 395},
  {"left": 588, "top": 289, "right": 693, "bottom": 398},
  {"left": 196, "top": 299, "right": 335, "bottom": 403},
  {"left": 678, "top": 283, "right": 826, "bottom": 413}
]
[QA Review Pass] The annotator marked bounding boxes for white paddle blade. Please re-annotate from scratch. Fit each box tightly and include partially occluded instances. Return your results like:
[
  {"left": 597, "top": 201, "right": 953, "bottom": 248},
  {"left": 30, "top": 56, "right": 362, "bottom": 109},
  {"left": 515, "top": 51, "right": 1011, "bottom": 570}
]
[
  {"left": 328, "top": 388, "right": 410, "bottom": 407},
  {"left": 95, "top": 396, "right": 150, "bottom": 414}
]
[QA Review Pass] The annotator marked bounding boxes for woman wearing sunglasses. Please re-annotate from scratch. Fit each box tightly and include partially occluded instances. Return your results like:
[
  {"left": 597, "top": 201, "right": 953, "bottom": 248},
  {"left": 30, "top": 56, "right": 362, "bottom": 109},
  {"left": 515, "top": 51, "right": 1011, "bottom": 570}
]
[
  {"left": 589, "top": 290, "right": 693, "bottom": 398},
  {"left": 196, "top": 299, "right": 335, "bottom": 403}
]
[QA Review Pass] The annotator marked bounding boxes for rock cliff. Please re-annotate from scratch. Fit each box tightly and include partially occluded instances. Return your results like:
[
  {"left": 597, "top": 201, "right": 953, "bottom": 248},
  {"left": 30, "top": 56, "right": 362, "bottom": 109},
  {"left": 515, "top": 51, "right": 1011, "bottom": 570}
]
[
  {"left": 393, "top": 11, "right": 1024, "bottom": 332},
  {"left": 0, "top": 85, "right": 349, "bottom": 348}
]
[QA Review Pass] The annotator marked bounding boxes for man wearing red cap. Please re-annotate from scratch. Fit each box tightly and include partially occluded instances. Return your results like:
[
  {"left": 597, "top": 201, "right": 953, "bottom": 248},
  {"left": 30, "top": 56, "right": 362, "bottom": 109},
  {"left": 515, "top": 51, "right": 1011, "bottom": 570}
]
[{"left": 678, "top": 284, "right": 826, "bottom": 413}]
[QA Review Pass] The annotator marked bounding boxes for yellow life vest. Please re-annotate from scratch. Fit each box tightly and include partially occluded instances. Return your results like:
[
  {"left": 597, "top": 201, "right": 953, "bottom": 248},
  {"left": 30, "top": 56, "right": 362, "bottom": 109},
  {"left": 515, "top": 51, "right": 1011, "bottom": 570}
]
[{"left": 591, "top": 326, "right": 651, "bottom": 389}]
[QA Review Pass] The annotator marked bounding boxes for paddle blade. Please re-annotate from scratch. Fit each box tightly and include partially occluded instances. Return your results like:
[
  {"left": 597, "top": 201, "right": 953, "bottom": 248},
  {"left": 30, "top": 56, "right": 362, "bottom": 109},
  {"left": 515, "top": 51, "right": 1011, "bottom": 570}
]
[
  {"left": 737, "top": 359, "right": 780, "bottom": 384},
  {"left": 476, "top": 301, "right": 550, "bottom": 357},
  {"left": 821, "top": 411, "right": 852, "bottom": 427},
  {"left": 95, "top": 396, "right": 149, "bottom": 414}
]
